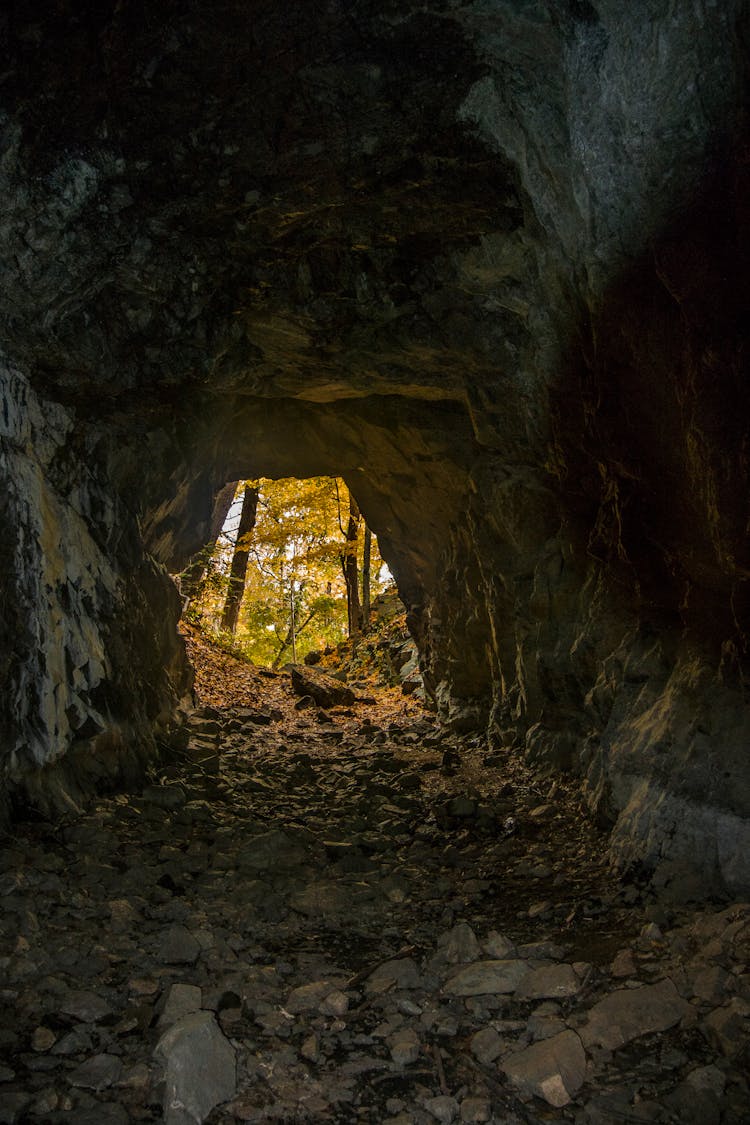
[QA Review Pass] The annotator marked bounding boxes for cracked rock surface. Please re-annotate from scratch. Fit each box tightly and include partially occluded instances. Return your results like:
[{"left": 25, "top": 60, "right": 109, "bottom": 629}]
[{"left": 1, "top": 636, "right": 748, "bottom": 1123}]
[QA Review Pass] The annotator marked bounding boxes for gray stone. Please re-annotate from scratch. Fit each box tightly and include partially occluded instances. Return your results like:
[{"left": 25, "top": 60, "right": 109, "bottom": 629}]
[
  {"left": 482, "top": 932, "right": 516, "bottom": 959},
  {"left": 459, "top": 1096, "right": 491, "bottom": 1123},
  {"left": 155, "top": 1011, "right": 236, "bottom": 1124},
  {"left": 690, "top": 965, "right": 729, "bottom": 1004},
  {"left": 702, "top": 998, "right": 750, "bottom": 1057},
  {"left": 285, "top": 980, "right": 334, "bottom": 1014},
  {"left": 443, "top": 960, "right": 530, "bottom": 997},
  {"left": 437, "top": 922, "right": 480, "bottom": 965},
  {"left": 470, "top": 1026, "right": 503, "bottom": 1065},
  {"left": 581, "top": 979, "right": 691, "bottom": 1050},
  {"left": 158, "top": 983, "right": 203, "bottom": 1028},
  {"left": 59, "top": 990, "right": 114, "bottom": 1023},
  {"left": 68, "top": 1052, "right": 123, "bottom": 1092},
  {"left": 424, "top": 1094, "right": 459, "bottom": 1122},
  {"left": 52, "top": 1027, "right": 95, "bottom": 1056},
  {"left": 501, "top": 1030, "right": 586, "bottom": 1108},
  {"left": 388, "top": 1027, "right": 421, "bottom": 1067},
  {"left": 366, "top": 958, "right": 421, "bottom": 993},
  {"left": 515, "top": 964, "right": 581, "bottom": 1000},
  {"left": 160, "top": 925, "right": 201, "bottom": 966}
]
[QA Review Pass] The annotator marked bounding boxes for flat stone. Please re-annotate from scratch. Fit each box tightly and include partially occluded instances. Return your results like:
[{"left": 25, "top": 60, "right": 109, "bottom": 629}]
[
  {"left": 52, "top": 1027, "right": 94, "bottom": 1056},
  {"left": 516, "top": 941, "right": 566, "bottom": 961},
  {"left": 160, "top": 925, "right": 201, "bottom": 965},
  {"left": 388, "top": 1027, "right": 421, "bottom": 1067},
  {"left": 515, "top": 964, "right": 581, "bottom": 1000},
  {"left": 581, "top": 978, "right": 690, "bottom": 1050},
  {"left": 443, "top": 960, "right": 530, "bottom": 997},
  {"left": 690, "top": 965, "right": 729, "bottom": 1004},
  {"left": 59, "top": 990, "right": 114, "bottom": 1023},
  {"left": 501, "top": 1029, "right": 586, "bottom": 1108},
  {"left": 702, "top": 998, "right": 750, "bottom": 1057},
  {"left": 158, "top": 983, "right": 203, "bottom": 1028},
  {"left": 155, "top": 1011, "right": 236, "bottom": 1125},
  {"left": 366, "top": 958, "right": 421, "bottom": 993},
  {"left": 68, "top": 1052, "right": 123, "bottom": 1091}
]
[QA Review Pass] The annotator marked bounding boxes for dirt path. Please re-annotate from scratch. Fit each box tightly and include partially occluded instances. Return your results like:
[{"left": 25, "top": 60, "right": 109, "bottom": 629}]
[{"left": 0, "top": 632, "right": 748, "bottom": 1123}]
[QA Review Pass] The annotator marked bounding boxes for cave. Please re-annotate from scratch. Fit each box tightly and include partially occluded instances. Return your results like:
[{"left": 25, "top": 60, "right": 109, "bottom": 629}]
[{"left": 0, "top": 2, "right": 749, "bottom": 1115}]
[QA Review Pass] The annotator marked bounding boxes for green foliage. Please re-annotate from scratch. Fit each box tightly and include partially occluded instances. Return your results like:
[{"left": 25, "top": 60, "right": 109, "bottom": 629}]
[{"left": 186, "top": 477, "right": 390, "bottom": 666}]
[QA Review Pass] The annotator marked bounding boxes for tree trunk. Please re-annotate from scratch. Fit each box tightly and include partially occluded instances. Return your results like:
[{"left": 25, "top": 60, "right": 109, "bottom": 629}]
[
  {"left": 342, "top": 494, "right": 363, "bottom": 638},
  {"left": 362, "top": 524, "right": 372, "bottom": 630},
  {"left": 220, "top": 483, "right": 259, "bottom": 634},
  {"left": 180, "top": 480, "right": 238, "bottom": 605},
  {"left": 271, "top": 606, "right": 317, "bottom": 670}
]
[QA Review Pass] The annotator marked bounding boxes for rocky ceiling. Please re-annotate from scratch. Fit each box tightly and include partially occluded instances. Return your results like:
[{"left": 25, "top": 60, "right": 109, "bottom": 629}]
[{"left": 0, "top": 0, "right": 748, "bottom": 895}]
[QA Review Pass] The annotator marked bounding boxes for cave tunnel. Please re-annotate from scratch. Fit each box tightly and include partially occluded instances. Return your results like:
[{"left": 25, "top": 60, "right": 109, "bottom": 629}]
[{"left": 1, "top": 2, "right": 750, "bottom": 1118}]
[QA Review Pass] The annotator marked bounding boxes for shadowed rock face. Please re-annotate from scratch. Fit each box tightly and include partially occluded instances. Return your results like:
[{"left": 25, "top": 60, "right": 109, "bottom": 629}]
[{"left": 0, "top": 1, "right": 748, "bottom": 891}]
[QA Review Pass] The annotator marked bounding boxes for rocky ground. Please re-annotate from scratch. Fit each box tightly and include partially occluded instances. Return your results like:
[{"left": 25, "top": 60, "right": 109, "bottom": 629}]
[{"left": 1, "top": 627, "right": 749, "bottom": 1124}]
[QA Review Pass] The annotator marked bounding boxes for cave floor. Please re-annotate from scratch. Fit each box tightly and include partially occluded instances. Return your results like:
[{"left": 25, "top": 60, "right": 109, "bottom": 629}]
[{"left": 1, "top": 638, "right": 749, "bottom": 1123}]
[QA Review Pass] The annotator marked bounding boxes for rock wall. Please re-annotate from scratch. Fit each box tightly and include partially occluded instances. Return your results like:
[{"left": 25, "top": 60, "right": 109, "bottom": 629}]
[
  {"left": 0, "top": 0, "right": 748, "bottom": 892},
  {"left": 0, "top": 356, "right": 191, "bottom": 816}
]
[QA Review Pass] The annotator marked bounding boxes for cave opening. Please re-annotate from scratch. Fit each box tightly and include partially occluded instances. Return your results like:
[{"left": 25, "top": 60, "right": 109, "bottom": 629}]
[{"left": 180, "top": 475, "right": 395, "bottom": 671}]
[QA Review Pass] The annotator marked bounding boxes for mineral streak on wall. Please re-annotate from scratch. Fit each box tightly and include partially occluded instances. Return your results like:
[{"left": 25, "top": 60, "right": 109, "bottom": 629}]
[{"left": 0, "top": 1, "right": 748, "bottom": 893}]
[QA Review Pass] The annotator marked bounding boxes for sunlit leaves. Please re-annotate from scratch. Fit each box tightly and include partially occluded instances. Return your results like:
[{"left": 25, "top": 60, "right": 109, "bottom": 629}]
[{"left": 188, "top": 477, "right": 390, "bottom": 666}]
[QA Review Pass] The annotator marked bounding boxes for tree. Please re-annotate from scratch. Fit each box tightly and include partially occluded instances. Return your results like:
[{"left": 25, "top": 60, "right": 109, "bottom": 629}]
[
  {"left": 180, "top": 480, "right": 238, "bottom": 605},
  {"left": 340, "top": 490, "right": 363, "bottom": 638},
  {"left": 362, "top": 524, "right": 372, "bottom": 630},
  {"left": 220, "top": 482, "right": 259, "bottom": 634}
]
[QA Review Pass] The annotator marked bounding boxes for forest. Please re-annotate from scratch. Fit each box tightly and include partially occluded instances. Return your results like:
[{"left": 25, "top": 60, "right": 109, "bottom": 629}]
[{"left": 179, "top": 477, "right": 391, "bottom": 667}]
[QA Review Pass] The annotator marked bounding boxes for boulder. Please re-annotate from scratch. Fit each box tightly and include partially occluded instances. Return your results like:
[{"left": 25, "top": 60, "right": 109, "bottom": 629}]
[
  {"left": 289, "top": 665, "right": 356, "bottom": 709},
  {"left": 154, "top": 1012, "right": 236, "bottom": 1125},
  {"left": 501, "top": 1030, "right": 586, "bottom": 1108}
]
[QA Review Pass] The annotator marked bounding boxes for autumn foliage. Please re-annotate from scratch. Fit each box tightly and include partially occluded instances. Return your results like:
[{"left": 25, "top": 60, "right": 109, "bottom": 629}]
[{"left": 181, "top": 477, "right": 390, "bottom": 667}]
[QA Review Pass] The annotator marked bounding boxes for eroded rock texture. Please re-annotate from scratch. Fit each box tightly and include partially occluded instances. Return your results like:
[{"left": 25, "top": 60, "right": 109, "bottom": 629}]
[{"left": 0, "top": 1, "right": 748, "bottom": 891}]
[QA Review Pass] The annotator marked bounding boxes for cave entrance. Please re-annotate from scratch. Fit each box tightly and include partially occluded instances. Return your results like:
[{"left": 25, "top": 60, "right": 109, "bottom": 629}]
[{"left": 180, "top": 476, "right": 394, "bottom": 671}]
